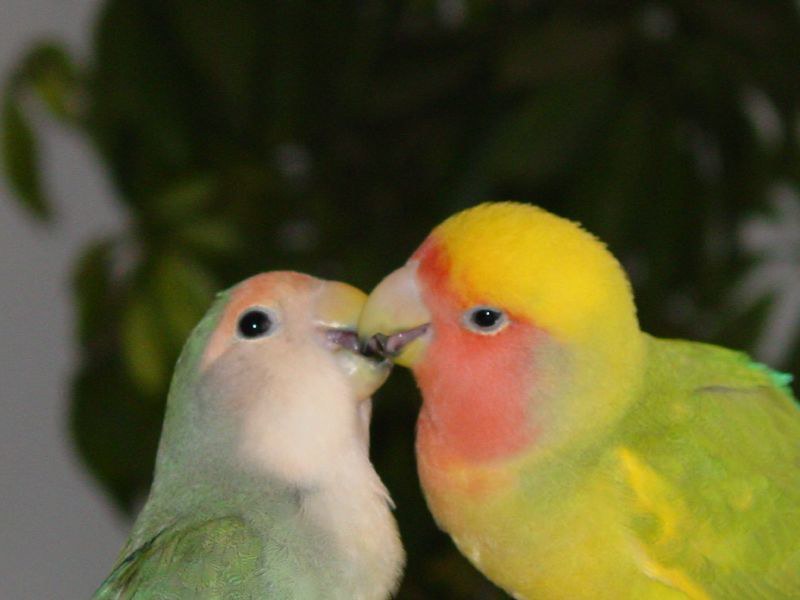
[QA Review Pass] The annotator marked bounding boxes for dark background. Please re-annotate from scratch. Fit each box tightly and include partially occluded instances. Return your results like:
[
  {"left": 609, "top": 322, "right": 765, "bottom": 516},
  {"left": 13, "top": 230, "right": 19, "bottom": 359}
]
[{"left": 3, "top": 1, "right": 799, "bottom": 597}]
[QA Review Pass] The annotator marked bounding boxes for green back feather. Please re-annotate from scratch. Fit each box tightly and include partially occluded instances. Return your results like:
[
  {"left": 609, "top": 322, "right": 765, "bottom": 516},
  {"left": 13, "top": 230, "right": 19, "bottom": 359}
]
[{"left": 616, "top": 336, "right": 800, "bottom": 598}]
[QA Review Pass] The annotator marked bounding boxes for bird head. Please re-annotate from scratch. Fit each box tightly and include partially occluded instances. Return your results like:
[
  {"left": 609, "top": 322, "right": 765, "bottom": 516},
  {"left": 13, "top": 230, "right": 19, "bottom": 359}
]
[
  {"left": 359, "top": 202, "right": 645, "bottom": 462},
  {"left": 159, "top": 272, "right": 391, "bottom": 487}
]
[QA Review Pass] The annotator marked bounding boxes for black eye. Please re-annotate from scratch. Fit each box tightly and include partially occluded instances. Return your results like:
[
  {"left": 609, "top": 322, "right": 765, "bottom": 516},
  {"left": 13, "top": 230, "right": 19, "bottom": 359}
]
[
  {"left": 472, "top": 309, "right": 501, "bottom": 328},
  {"left": 237, "top": 309, "right": 274, "bottom": 339},
  {"left": 463, "top": 306, "right": 508, "bottom": 334}
]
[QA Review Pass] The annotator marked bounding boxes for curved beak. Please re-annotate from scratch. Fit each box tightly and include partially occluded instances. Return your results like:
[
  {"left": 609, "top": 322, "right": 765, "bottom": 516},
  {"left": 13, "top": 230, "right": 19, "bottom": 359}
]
[
  {"left": 314, "top": 281, "right": 392, "bottom": 399},
  {"left": 357, "top": 262, "right": 432, "bottom": 368}
]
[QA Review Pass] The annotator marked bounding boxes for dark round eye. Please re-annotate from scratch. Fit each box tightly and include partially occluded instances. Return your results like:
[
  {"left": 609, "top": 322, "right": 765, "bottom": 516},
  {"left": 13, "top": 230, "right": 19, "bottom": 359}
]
[
  {"left": 463, "top": 306, "right": 508, "bottom": 334},
  {"left": 237, "top": 309, "right": 274, "bottom": 339},
  {"left": 472, "top": 309, "right": 501, "bottom": 328}
]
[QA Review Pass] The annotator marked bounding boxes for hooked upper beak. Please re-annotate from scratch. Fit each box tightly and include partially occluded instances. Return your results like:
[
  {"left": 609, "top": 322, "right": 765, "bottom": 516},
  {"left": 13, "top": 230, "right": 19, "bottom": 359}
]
[
  {"left": 357, "top": 262, "right": 432, "bottom": 368},
  {"left": 314, "top": 281, "right": 392, "bottom": 398}
]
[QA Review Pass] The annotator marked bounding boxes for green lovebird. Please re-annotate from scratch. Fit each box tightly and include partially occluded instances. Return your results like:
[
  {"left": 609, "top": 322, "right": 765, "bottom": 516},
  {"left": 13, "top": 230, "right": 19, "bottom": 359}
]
[
  {"left": 358, "top": 202, "right": 800, "bottom": 600},
  {"left": 94, "top": 272, "right": 404, "bottom": 599}
]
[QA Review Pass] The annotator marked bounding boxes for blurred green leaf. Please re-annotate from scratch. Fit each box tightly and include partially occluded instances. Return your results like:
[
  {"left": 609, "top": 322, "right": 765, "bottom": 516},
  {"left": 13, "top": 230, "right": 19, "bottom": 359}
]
[
  {"left": 165, "top": 0, "right": 262, "bottom": 127},
  {"left": 121, "top": 290, "right": 170, "bottom": 395},
  {"left": 73, "top": 238, "right": 116, "bottom": 343},
  {"left": 481, "top": 77, "right": 617, "bottom": 183},
  {"left": 18, "top": 43, "right": 81, "bottom": 123},
  {"left": 0, "top": 42, "right": 81, "bottom": 221},
  {"left": 152, "top": 253, "right": 216, "bottom": 349},
  {"left": 151, "top": 176, "right": 217, "bottom": 221},
  {"left": 71, "top": 357, "right": 162, "bottom": 513},
  {"left": 1, "top": 94, "right": 49, "bottom": 220},
  {"left": 177, "top": 219, "right": 242, "bottom": 255},
  {"left": 89, "top": 0, "right": 198, "bottom": 201}
]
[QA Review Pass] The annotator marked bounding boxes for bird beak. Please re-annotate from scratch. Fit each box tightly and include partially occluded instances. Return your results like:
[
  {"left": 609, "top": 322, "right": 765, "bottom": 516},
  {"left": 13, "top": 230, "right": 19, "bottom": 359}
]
[
  {"left": 357, "top": 261, "right": 432, "bottom": 368},
  {"left": 314, "top": 281, "right": 392, "bottom": 399}
]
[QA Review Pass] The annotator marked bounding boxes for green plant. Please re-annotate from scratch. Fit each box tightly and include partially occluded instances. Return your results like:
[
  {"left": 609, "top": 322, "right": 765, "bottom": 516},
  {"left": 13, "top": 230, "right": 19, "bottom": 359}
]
[{"left": 4, "top": 1, "right": 799, "bottom": 596}]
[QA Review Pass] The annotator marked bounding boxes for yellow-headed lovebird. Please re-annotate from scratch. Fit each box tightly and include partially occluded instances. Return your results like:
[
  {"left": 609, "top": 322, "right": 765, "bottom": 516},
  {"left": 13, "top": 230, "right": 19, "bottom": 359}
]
[
  {"left": 358, "top": 202, "right": 800, "bottom": 600},
  {"left": 94, "top": 272, "right": 404, "bottom": 599}
]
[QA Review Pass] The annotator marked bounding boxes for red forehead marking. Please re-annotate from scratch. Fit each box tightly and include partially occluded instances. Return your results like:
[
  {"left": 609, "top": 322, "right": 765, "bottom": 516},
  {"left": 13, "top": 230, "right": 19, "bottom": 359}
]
[
  {"left": 200, "top": 272, "right": 316, "bottom": 369},
  {"left": 412, "top": 238, "right": 537, "bottom": 470}
]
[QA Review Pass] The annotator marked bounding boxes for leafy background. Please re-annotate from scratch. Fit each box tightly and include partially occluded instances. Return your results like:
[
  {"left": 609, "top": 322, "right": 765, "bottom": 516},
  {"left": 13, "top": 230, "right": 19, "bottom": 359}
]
[{"left": 3, "top": 1, "right": 799, "bottom": 597}]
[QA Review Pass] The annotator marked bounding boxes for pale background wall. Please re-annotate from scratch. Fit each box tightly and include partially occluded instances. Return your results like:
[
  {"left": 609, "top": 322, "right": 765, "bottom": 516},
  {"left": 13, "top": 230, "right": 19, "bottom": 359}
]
[{"left": 0, "top": 1, "right": 128, "bottom": 597}]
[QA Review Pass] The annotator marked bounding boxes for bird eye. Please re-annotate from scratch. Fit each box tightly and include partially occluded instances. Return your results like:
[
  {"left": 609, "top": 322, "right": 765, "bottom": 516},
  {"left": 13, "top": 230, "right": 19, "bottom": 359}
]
[
  {"left": 463, "top": 306, "right": 508, "bottom": 334},
  {"left": 237, "top": 308, "right": 276, "bottom": 339}
]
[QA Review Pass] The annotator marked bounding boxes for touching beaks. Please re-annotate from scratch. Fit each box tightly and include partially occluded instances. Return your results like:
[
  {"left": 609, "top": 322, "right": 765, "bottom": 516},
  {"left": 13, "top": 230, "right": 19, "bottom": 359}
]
[
  {"left": 362, "top": 325, "right": 430, "bottom": 359},
  {"left": 325, "top": 328, "right": 361, "bottom": 354},
  {"left": 314, "top": 280, "right": 392, "bottom": 398},
  {"left": 314, "top": 280, "right": 369, "bottom": 332},
  {"left": 358, "top": 262, "right": 432, "bottom": 368}
]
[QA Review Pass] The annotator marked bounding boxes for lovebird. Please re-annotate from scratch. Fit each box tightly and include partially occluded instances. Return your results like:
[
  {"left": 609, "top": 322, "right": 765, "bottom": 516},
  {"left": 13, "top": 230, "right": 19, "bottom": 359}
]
[
  {"left": 358, "top": 202, "right": 800, "bottom": 600},
  {"left": 94, "top": 272, "right": 404, "bottom": 599}
]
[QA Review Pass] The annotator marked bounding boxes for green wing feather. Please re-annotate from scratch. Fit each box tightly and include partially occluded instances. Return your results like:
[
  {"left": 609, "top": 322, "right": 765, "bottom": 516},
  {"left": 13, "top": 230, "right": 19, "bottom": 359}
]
[
  {"left": 92, "top": 517, "right": 264, "bottom": 599},
  {"left": 618, "top": 337, "right": 800, "bottom": 599}
]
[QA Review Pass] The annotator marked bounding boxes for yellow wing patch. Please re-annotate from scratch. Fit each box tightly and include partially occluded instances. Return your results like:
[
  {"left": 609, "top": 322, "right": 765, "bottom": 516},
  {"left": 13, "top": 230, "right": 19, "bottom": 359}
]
[
  {"left": 617, "top": 447, "right": 681, "bottom": 545},
  {"left": 639, "top": 559, "right": 712, "bottom": 600},
  {"left": 617, "top": 447, "right": 711, "bottom": 600}
]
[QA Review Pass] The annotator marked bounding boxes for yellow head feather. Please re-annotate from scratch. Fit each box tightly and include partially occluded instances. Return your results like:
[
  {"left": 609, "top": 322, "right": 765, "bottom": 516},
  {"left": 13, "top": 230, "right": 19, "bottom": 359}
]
[{"left": 434, "top": 202, "right": 639, "bottom": 343}]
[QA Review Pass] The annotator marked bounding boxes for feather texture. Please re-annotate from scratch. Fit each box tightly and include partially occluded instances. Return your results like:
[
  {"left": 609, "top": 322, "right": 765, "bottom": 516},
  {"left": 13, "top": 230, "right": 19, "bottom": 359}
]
[
  {"left": 358, "top": 202, "right": 800, "bottom": 599},
  {"left": 94, "top": 273, "right": 403, "bottom": 599}
]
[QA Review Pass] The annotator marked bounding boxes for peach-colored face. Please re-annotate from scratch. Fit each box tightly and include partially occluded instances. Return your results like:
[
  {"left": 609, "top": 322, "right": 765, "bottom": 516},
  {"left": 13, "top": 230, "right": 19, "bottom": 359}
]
[
  {"left": 190, "top": 271, "right": 391, "bottom": 485},
  {"left": 201, "top": 272, "right": 320, "bottom": 370},
  {"left": 198, "top": 271, "right": 389, "bottom": 403}
]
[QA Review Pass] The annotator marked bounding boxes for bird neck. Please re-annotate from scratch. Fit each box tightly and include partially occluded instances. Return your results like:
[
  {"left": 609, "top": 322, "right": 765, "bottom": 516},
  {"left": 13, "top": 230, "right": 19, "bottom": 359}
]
[{"left": 300, "top": 443, "right": 403, "bottom": 596}]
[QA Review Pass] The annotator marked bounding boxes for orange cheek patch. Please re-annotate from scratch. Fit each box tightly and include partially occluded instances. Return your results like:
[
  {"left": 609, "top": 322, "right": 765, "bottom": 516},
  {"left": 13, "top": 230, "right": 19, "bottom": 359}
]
[
  {"left": 416, "top": 317, "right": 538, "bottom": 463},
  {"left": 413, "top": 240, "right": 539, "bottom": 465},
  {"left": 417, "top": 416, "right": 516, "bottom": 498}
]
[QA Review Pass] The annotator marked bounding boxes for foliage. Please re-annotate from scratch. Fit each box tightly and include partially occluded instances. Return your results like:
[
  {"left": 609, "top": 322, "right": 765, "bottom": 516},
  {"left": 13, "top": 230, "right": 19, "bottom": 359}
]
[{"left": 3, "top": 1, "right": 800, "bottom": 597}]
